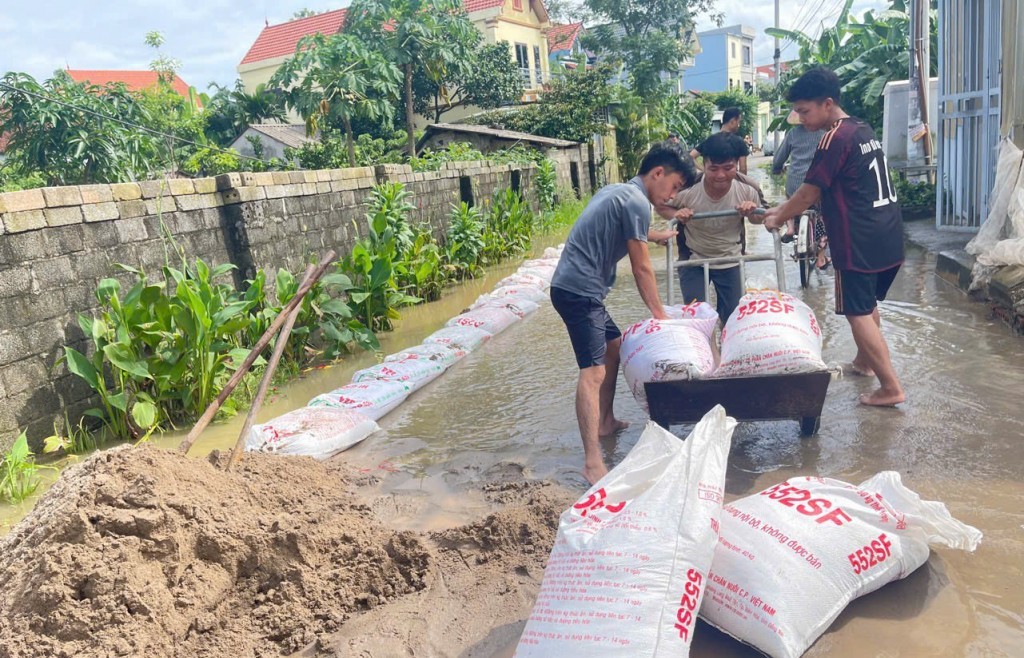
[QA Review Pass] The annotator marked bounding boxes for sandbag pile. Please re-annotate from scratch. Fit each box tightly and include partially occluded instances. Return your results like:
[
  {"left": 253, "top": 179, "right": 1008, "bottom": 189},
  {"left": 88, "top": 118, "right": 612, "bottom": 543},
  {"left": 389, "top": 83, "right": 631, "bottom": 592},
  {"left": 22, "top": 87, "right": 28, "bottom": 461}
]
[
  {"left": 714, "top": 290, "right": 827, "bottom": 378},
  {"left": 246, "top": 246, "right": 564, "bottom": 459},
  {"left": 515, "top": 410, "right": 982, "bottom": 656}
]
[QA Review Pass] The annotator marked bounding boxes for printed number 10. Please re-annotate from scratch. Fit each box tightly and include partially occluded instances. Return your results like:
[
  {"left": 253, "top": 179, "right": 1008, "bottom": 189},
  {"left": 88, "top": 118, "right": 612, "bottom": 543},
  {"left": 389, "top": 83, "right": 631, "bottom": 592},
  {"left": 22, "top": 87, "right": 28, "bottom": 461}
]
[{"left": 868, "top": 157, "right": 898, "bottom": 208}]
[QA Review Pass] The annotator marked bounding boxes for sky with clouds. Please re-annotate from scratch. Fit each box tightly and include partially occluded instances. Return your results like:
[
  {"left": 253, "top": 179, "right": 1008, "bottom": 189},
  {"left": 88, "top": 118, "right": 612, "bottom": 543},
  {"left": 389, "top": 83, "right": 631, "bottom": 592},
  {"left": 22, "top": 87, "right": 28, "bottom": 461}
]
[{"left": 0, "top": 0, "right": 888, "bottom": 92}]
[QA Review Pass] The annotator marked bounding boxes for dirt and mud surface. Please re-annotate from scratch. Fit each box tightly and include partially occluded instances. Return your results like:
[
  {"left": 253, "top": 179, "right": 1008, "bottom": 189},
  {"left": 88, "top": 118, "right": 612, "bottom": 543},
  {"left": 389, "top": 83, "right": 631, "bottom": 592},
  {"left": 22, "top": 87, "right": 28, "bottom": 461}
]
[{"left": 0, "top": 446, "right": 575, "bottom": 658}]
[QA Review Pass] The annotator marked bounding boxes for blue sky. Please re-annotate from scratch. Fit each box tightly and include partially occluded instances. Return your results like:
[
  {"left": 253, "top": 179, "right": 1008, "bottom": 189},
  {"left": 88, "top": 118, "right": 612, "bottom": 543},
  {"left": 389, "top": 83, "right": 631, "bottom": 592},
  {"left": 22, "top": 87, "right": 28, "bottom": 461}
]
[{"left": 0, "top": 0, "right": 888, "bottom": 92}]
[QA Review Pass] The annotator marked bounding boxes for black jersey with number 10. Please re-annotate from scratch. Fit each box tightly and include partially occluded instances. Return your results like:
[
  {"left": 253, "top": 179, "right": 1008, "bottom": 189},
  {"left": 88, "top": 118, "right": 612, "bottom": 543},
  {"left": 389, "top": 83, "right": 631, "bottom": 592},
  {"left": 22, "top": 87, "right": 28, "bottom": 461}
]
[{"left": 803, "top": 118, "right": 904, "bottom": 273}]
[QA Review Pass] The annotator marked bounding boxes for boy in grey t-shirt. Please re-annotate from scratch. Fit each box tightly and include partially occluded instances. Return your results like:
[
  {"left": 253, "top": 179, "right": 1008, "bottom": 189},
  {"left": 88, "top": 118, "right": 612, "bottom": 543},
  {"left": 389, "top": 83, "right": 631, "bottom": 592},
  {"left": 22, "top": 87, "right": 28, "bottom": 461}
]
[{"left": 550, "top": 142, "right": 697, "bottom": 485}]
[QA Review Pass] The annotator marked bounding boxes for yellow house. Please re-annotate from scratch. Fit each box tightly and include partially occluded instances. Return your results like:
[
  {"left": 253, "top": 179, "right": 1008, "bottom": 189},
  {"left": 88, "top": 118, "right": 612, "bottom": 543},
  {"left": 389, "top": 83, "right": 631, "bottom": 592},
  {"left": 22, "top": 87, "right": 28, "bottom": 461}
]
[{"left": 236, "top": 1, "right": 552, "bottom": 126}]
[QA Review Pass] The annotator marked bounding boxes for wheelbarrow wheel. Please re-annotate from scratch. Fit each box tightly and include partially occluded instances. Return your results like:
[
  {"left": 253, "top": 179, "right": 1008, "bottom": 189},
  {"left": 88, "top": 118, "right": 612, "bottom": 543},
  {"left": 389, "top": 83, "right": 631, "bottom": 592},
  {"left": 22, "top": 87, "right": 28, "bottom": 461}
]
[{"left": 800, "top": 416, "right": 820, "bottom": 436}]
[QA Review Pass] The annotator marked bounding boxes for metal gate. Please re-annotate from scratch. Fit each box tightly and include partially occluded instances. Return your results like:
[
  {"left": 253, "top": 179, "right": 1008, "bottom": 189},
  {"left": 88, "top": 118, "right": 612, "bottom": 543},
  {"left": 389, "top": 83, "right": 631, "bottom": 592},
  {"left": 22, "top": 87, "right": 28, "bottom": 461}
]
[{"left": 936, "top": 0, "right": 1003, "bottom": 230}]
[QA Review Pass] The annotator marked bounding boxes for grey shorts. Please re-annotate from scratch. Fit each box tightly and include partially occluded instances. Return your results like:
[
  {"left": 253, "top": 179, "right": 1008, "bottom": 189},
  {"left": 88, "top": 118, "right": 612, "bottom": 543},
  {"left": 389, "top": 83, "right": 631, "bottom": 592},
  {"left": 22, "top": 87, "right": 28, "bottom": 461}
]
[{"left": 550, "top": 287, "right": 622, "bottom": 369}]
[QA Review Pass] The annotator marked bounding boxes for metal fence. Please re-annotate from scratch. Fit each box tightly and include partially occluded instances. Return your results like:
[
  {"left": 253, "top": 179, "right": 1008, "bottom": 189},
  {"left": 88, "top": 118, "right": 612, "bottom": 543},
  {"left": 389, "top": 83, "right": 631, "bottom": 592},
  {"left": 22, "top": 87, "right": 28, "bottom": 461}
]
[{"left": 936, "top": 0, "right": 1003, "bottom": 230}]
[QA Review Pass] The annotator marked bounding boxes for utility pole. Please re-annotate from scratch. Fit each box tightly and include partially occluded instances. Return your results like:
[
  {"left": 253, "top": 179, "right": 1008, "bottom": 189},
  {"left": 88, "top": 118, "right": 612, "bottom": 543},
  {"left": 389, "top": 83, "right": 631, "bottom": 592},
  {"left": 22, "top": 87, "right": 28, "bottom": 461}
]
[
  {"left": 772, "top": 0, "right": 781, "bottom": 152},
  {"left": 907, "top": 0, "right": 933, "bottom": 180}
]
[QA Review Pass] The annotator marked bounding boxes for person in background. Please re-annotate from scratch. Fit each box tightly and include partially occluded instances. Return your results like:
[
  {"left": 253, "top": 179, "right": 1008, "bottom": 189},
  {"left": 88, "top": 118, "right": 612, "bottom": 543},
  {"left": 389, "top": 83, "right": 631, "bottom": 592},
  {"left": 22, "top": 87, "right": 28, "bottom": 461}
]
[
  {"left": 691, "top": 107, "right": 747, "bottom": 174},
  {"left": 660, "top": 132, "right": 763, "bottom": 325},
  {"left": 772, "top": 110, "right": 826, "bottom": 247},
  {"left": 550, "top": 142, "right": 697, "bottom": 485},
  {"left": 763, "top": 66, "right": 905, "bottom": 407}
]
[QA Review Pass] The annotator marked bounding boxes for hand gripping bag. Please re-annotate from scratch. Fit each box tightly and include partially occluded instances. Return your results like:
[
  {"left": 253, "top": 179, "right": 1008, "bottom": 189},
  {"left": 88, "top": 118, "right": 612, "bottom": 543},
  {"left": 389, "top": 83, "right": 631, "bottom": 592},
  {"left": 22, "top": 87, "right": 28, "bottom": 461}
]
[
  {"left": 423, "top": 325, "right": 493, "bottom": 352},
  {"left": 620, "top": 318, "right": 716, "bottom": 413},
  {"left": 352, "top": 358, "right": 448, "bottom": 392},
  {"left": 699, "top": 472, "right": 983, "bottom": 658},
  {"left": 246, "top": 407, "right": 379, "bottom": 459},
  {"left": 307, "top": 380, "right": 410, "bottom": 421},
  {"left": 446, "top": 304, "right": 522, "bottom": 335},
  {"left": 714, "top": 291, "right": 826, "bottom": 378},
  {"left": 515, "top": 406, "right": 737, "bottom": 657},
  {"left": 384, "top": 342, "right": 468, "bottom": 368}
]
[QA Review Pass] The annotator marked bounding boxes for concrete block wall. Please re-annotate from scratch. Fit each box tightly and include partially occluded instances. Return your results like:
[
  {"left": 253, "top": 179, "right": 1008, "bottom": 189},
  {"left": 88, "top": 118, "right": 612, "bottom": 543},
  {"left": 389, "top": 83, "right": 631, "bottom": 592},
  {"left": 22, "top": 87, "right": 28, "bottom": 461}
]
[{"left": 0, "top": 158, "right": 544, "bottom": 449}]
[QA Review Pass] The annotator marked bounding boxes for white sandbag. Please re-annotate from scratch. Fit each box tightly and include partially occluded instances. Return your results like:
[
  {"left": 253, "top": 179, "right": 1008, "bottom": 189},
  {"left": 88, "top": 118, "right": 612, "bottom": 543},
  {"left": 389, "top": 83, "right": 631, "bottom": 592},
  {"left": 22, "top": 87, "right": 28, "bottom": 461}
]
[
  {"left": 498, "top": 272, "right": 549, "bottom": 290},
  {"left": 523, "top": 258, "right": 559, "bottom": 269},
  {"left": 473, "top": 285, "right": 549, "bottom": 309},
  {"left": 307, "top": 380, "right": 410, "bottom": 421},
  {"left": 423, "top": 325, "right": 493, "bottom": 352},
  {"left": 446, "top": 304, "right": 521, "bottom": 335},
  {"left": 714, "top": 291, "right": 825, "bottom": 378},
  {"left": 246, "top": 406, "right": 378, "bottom": 460},
  {"left": 384, "top": 342, "right": 468, "bottom": 368},
  {"left": 542, "top": 246, "right": 563, "bottom": 259},
  {"left": 620, "top": 318, "right": 716, "bottom": 413},
  {"left": 352, "top": 358, "right": 448, "bottom": 392},
  {"left": 664, "top": 301, "right": 720, "bottom": 336},
  {"left": 479, "top": 298, "right": 539, "bottom": 317},
  {"left": 700, "top": 472, "right": 982, "bottom": 658},
  {"left": 519, "top": 265, "right": 556, "bottom": 282},
  {"left": 515, "top": 407, "right": 736, "bottom": 657}
]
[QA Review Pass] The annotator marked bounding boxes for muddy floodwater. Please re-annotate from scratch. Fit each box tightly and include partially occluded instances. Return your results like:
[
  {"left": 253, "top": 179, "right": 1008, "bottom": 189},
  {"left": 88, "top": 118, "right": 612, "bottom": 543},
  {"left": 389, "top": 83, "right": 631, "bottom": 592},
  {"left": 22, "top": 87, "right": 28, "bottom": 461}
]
[
  {"left": 5, "top": 200, "right": 1024, "bottom": 655},
  {"left": 187, "top": 225, "right": 1021, "bottom": 656}
]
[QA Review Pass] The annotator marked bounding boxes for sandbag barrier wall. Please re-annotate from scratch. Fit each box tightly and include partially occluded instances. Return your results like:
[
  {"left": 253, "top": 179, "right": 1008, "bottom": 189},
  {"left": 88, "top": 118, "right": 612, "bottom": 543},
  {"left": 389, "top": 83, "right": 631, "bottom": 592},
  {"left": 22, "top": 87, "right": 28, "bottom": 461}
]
[{"left": 0, "top": 156, "right": 576, "bottom": 450}]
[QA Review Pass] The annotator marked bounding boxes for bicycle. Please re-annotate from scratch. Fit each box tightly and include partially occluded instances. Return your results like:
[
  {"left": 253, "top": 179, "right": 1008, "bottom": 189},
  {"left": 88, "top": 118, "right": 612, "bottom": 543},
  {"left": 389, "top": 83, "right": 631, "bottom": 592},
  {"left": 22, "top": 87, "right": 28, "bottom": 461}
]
[{"left": 793, "top": 208, "right": 829, "bottom": 288}]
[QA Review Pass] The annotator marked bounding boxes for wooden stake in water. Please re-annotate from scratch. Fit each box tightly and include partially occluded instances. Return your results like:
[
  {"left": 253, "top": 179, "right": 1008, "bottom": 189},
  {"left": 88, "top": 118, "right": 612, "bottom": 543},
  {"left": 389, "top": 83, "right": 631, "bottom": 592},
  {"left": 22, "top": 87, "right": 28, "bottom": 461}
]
[
  {"left": 177, "top": 250, "right": 337, "bottom": 455},
  {"left": 226, "top": 263, "right": 316, "bottom": 470}
]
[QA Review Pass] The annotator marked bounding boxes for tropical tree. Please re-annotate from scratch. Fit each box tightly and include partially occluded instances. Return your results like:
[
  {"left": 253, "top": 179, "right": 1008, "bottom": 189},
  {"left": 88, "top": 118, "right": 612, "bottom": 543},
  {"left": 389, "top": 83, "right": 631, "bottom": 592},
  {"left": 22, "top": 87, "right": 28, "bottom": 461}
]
[
  {"left": 582, "top": 0, "right": 718, "bottom": 99},
  {"left": 0, "top": 71, "right": 158, "bottom": 185},
  {"left": 345, "top": 0, "right": 479, "bottom": 158},
  {"left": 765, "top": 0, "right": 937, "bottom": 132},
  {"left": 416, "top": 41, "right": 524, "bottom": 122},
  {"left": 271, "top": 32, "right": 402, "bottom": 166},
  {"left": 204, "top": 81, "right": 288, "bottom": 145}
]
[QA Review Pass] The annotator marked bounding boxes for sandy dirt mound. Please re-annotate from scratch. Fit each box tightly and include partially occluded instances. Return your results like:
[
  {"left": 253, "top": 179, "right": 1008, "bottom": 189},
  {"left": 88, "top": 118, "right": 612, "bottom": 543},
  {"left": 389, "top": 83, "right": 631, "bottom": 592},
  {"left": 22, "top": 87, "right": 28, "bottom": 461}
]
[
  {"left": 0, "top": 446, "right": 431, "bottom": 658},
  {"left": 329, "top": 480, "right": 576, "bottom": 657}
]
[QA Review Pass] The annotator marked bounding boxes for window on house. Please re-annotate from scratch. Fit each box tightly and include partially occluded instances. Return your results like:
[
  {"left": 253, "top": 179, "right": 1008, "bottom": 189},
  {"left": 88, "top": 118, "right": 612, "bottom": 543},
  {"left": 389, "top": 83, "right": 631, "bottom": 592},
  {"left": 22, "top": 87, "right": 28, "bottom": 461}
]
[
  {"left": 533, "top": 45, "right": 543, "bottom": 86},
  {"left": 743, "top": 45, "right": 751, "bottom": 65},
  {"left": 744, "top": 81, "right": 753, "bottom": 93},
  {"left": 512, "top": 0, "right": 523, "bottom": 10},
  {"left": 731, "top": 42, "right": 736, "bottom": 59},
  {"left": 515, "top": 43, "right": 531, "bottom": 86}
]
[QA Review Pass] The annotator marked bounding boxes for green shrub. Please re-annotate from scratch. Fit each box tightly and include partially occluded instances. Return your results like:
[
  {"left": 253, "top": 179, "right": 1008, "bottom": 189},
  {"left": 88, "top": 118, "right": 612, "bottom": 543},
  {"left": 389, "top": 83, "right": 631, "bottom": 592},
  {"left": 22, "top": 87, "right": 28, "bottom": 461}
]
[
  {"left": 534, "top": 159, "right": 557, "bottom": 212},
  {"left": 481, "top": 188, "right": 534, "bottom": 264},
  {"left": 444, "top": 202, "right": 486, "bottom": 279},
  {"left": 0, "top": 432, "right": 41, "bottom": 504}
]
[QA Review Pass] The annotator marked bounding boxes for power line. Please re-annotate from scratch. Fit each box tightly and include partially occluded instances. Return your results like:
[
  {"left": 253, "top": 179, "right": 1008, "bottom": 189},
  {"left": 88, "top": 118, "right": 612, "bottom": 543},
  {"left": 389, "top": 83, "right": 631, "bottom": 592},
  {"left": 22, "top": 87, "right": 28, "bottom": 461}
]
[{"left": 0, "top": 81, "right": 280, "bottom": 167}]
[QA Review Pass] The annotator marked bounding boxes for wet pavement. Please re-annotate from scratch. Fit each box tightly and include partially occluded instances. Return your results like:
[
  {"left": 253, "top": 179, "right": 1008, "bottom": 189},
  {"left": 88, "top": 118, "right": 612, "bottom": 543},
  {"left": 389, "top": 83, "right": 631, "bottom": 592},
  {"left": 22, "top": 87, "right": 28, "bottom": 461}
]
[{"left": 5, "top": 178, "right": 1023, "bottom": 655}]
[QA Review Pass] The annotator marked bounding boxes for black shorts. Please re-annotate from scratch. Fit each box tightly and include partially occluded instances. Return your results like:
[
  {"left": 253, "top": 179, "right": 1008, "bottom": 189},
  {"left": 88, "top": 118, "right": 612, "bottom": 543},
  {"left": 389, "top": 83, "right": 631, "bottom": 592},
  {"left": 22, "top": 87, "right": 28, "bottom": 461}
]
[
  {"left": 550, "top": 287, "right": 622, "bottom": 369},
  {"left": 834, "top": 265, "right": 901, "bottom": 316}
]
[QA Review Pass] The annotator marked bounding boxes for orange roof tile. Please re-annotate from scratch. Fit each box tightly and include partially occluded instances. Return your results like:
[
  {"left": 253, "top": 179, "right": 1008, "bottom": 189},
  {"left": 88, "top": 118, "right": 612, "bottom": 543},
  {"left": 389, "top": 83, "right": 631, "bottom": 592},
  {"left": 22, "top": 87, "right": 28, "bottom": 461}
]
[
  {"left": 239, "top": 9, "right": 349, "bottom": 66},
  {"left": 547, "top": 22, "right": 582, "bottom": 54},
  {"left": 240, "top": 1, "right": 509, "bottom": 67},
  {"left": 65, "top": 70, "right": 197, "bottom": 102}
]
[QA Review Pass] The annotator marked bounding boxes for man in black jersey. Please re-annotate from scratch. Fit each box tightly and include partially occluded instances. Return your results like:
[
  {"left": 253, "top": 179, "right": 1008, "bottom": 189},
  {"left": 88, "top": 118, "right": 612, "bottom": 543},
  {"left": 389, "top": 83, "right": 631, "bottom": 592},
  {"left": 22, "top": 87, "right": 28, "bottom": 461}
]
[{"left": 764, "top": 67, "right": 905, "bottom": 407}]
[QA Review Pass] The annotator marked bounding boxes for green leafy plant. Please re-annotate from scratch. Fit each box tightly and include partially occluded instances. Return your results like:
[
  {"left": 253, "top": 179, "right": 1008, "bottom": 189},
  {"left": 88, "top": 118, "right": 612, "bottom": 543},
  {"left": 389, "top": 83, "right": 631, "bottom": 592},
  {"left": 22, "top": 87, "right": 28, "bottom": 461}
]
[
  {"left": 42, "top": 414, "right": 104, "bottom": 456},
  {"left": 0, "top": 432, "right": 41, "bottom": 504},
  {"left": 481, "top": 188, "right": 534, "bottom": 264},
  {"left": 396, "top": 223, "right": 450, "bottom": 302},
  {"left": 894, "top": 175, "right": 936, "bottom": 210},
  {"left": 444, "top": 202, "right": 486, "bottom": 279},
  {"left": 534, "top": 159, "right": 557, "bottom": 212}
]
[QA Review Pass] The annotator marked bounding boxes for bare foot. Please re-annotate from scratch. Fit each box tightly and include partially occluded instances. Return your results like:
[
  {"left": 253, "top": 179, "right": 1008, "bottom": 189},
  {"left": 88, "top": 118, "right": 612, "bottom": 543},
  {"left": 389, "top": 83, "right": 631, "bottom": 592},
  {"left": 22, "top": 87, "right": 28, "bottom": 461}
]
[
  {"left": 859, "top": 389, "right": 905, "bottom": 407},
  {"left": 598, "top": 418, "right": 630, "bottom": 435},
  {"left": 849, "top": 361, "right": 875, "bottom": 377},
  {"left": 582, "top": 462, "right": 609, "bottom": 485}
]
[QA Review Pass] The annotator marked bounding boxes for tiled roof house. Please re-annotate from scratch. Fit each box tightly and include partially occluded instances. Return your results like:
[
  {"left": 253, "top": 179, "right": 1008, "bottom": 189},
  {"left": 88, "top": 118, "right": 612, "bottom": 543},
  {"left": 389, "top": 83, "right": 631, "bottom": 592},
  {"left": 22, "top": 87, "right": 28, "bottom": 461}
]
[
  {"left": 65, "top": 70, "right": 200, "bottom": 106},
  {"left": 237, "top": 0, "right": 552, "bottom": 123}
]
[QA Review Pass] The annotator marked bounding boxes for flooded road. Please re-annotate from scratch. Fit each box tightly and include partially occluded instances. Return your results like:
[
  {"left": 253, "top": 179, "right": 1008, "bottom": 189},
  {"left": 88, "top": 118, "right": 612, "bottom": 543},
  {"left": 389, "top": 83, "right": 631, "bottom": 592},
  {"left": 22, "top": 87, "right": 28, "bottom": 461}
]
[{"left": 4, "top": 185, "right": 1023, "bottom": 654}]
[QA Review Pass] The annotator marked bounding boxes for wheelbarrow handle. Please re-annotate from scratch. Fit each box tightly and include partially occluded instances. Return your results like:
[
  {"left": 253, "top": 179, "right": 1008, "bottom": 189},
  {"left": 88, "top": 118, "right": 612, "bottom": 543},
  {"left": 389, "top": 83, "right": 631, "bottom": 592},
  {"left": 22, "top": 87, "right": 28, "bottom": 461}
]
[{"left": 687, "top": 208, "right": 767, "bottom": 220}]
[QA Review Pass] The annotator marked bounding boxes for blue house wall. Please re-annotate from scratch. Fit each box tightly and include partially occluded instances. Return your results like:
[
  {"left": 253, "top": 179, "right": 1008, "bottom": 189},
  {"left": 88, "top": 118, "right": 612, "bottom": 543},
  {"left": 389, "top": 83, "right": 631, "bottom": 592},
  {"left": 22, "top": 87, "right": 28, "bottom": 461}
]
[{"left": 684, "top": 33, "right": 727, "bottom": 92}]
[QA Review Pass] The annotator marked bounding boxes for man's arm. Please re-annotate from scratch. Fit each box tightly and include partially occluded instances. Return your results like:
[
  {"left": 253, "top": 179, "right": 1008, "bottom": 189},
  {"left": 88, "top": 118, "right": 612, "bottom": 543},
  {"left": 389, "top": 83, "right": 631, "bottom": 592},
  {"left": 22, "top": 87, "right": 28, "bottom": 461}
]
[
  {"left": 739, "top": 155, "right": 748, "bottom": 175},
  {"left": 772, "top": 133, "right": 792, "bottom": 174},
  {"left": 763, "top": 183, "right": 822, "bottom": 229},
  {"left": 627, "top": 239, "right": 667, "bottom": 319},
  {"left": 689, "top": 148, "right": 703, "bottom": 171}
]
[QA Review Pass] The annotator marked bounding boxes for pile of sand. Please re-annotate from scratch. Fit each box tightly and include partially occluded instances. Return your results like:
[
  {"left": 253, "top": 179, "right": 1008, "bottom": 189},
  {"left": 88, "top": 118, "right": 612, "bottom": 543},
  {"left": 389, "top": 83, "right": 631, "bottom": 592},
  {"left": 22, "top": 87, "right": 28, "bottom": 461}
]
[{"left": 0, "top": 447, "right": 576, "bottom": 657}]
